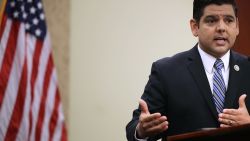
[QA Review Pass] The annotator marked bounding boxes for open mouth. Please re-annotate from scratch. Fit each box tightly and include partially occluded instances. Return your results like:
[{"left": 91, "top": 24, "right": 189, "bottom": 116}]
[{"left": 214, "top": 37, "right": 227, "bottom": 45}]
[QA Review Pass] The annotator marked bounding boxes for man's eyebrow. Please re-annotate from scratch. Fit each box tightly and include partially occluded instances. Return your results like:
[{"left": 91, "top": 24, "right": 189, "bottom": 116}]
[
  {"left": 204, "top": 14, "right": 218, "bottom": 17},
  {"left": 224, "top": 15, "right": 235, "bottom": 19},
  {"left": 204, "top": 15, "right": 217, "bottom": 19}
]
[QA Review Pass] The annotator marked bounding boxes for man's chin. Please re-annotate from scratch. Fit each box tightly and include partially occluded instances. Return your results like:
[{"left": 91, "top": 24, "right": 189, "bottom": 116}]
[{"left": 212, "top": 49, "right": 230, "bottom": 58}]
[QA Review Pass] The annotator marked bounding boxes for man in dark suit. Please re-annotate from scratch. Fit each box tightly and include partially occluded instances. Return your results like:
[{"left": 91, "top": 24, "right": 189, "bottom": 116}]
[{"left": 126, "top": 0, "right": 250, "bottom": 141}]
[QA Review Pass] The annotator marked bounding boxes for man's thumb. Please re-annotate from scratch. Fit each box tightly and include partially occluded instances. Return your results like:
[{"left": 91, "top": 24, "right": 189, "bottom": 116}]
[
  {"left": 239, "top": 94, "right": 247, "bottom": 109},
  {"left": 139, "top": 99, "right": 150, "bottom": 114}
]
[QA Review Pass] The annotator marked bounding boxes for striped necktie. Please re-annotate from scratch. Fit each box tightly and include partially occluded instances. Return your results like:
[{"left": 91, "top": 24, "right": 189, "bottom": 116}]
[{"left": 213, "top": 59, "right": 226, "bottom": 114}]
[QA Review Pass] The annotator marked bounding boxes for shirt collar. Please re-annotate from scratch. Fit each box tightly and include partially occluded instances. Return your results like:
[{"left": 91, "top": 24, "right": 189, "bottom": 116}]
[{"left": 197, "top": 44, "right": 230, "bottom": 74}]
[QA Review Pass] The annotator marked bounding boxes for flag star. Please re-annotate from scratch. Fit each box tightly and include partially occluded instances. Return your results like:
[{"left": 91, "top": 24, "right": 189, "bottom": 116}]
[
  {"left": 27, "top": 0, "right": 33, "bottom": 3},
  {"left": 40, "top": 13, "right": 45, "bottom": 20},
  {"left": 35, "top": 29, "right": 42, "bottom": 36},
  {"left": 23, "top": 13, "right": 28, "bottom": 19},
  {"left": 33, "top": 18, "right": 39, "bottom": 25},
  {"left": 25, "top": 23, "right": 31, "bottom": 30},
  {"left": 13, "top": 11, "right": 19, "bottom": 18},
  {"left": 37, "top": 2, "right": 43, "bottom": 9},
  {"left": 21, "top": 5, "right": 25, "bottom": 12},
  {"left": 30, "top": 7, "right": 36, "bottom": 14},
  {"left": 10, "top": 1, "right": 16, "bottom": 7}
]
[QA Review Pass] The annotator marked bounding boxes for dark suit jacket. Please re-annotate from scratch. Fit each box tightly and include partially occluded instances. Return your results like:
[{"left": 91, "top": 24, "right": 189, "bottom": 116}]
[{"left": 126, "top": 45, "right": 250, "bottom": 141}]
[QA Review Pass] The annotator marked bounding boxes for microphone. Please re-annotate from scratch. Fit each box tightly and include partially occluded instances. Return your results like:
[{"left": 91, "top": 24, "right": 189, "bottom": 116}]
[
  {"left": 200, "top": 127, "right": 217, "bottom": 131},
  {"left": 196, "top": 127, "right": 217, "bottom": 131}
]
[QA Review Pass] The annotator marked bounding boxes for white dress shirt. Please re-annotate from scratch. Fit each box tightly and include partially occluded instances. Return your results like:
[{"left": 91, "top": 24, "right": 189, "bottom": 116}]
[{"left": 198, "top": 44, "right": 230, "bottom": 93}]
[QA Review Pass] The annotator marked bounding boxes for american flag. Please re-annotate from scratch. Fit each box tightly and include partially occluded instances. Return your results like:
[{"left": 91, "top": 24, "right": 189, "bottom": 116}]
[{"left": 0, "top": 0, "right": 67, "bottom": 141}]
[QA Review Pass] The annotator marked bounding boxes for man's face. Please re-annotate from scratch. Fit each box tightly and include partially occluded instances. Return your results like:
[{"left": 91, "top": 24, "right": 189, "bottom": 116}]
[{"left": 190, "top": 4, "right": 239, "bottom": 58}]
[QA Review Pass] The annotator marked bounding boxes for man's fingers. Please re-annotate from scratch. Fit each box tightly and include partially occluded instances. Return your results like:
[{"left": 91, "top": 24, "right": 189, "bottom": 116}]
[
  {"left": 239, "top": 94, "right": 247, "bottom": 109},
  {"left": 138, "top": 114, "right": 168, "bottom": 138},
  {"left": 142, "top": 116, "right": 167, "bottom": 129},
  {"left": 218, "top": 117, "right": 233, "bottom": 124},
  {"left": 145, "top": 121, "right": 169, "bottom": 135},
  {"left": 142, "top": 113, "right": 161, "bottom": 122},
  {"left": 223, "top": 109, "right": 238, "bottom": 115},
  {"left": 219, "top": 113, "right": 236, "bottom": 121},
  {"left": 220, "top": 124, "right": 231, "bottom": 128},
  {"left": 219, "top": 118, "right": 232, "bottom": 126},
  {"left": 139, "top": 99, "right": 150, "bottom": 114}
]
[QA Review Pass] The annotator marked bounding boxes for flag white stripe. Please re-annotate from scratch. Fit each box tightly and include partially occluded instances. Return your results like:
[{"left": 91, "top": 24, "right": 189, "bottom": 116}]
[
  {"left": 26, "top": 34, "right": 37, "bottom": 74},
  {"left": 0, "top": 23, "right": 25, "bottom": 140},
  {"left": 41, "top": 68, "right": 57, "bottom": 141},
  {"left": 30, "top": 34, "right": 51, "bottom": 141},
  {"left": 0, "top": 19, "right": 12, "bottom": 69}
]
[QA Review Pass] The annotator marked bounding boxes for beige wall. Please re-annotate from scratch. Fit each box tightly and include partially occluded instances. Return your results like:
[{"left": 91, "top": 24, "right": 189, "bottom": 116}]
[
  {"left": 70, "top": 0, "right": 196, "bottom": 141},
  {"left": 42, "top": 0, "right": 198, "bottom": 140}
]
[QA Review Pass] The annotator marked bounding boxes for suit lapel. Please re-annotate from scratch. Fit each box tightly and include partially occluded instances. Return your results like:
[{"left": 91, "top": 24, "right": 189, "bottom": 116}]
[
  {"left": 187, "top": 46, "right": 218, "bottom": 119},
  {"left": 224, "top": 52, "right": 242, "bottom": 108}
]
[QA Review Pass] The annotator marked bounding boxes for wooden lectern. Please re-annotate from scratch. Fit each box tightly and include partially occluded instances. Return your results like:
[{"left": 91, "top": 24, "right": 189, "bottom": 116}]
[{"left": 167, "top": 124, "right": 250, "bottom": 141}]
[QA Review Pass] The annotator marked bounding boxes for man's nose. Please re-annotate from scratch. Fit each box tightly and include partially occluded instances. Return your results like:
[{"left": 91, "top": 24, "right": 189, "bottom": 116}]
[{"left": 216, "top": 20, "right": 226, "bottom": 33}]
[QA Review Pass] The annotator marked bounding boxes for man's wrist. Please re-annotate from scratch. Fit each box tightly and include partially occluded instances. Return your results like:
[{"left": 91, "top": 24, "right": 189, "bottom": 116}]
[{"left": 134, "top": 124, "right": 148, "bottom": 141}]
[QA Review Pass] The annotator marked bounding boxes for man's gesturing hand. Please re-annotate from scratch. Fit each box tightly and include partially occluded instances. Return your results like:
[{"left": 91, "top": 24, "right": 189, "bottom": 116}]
[
  {"left": 219, "top": 94, "right": 250, "bottom": 127},
  {"left": 136, "top": 99, "right": 169, "bottom": 139}
]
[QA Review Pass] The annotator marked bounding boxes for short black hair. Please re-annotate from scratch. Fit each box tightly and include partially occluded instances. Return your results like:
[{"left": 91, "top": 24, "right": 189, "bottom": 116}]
[{"left": 193, "top": 0, "right": 238, "bottom": 23}]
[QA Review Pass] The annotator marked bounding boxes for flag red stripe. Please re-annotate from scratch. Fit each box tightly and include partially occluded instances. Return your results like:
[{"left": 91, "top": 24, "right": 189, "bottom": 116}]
[
  {"left": 0, "top": 21, "right": 20, "bottom": 108},
  {"left": 49, "top": 88, "right": 60, "bottom": 141},
  {"left": 28, "top": 39, "right": 44, "bottom": 141},
  {"left": 0, "top": 14, "right": 7, "bottom": 39},
  {"left": 61, "top": 123, "right": 67, "bottom": 141},
  {"left": 4, "top": 58, "right": 28, "bottom": 141},
  {"left": 35, "top": 53, "right": 53, "bottom": 141}
]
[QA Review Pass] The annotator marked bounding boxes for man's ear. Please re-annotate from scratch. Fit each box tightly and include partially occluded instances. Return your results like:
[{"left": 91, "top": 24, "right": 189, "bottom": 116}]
[
  {"left": 190, "top": 19, "right": 199, "bottom": 37},
  {"left": 236, "top": 18, "right": 239, "bottom": 36}
]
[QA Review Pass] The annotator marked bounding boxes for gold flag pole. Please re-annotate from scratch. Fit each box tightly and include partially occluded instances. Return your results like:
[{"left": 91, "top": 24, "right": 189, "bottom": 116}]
[{"left": 0, "top": 0, "right": 7, "bottom": 27}]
